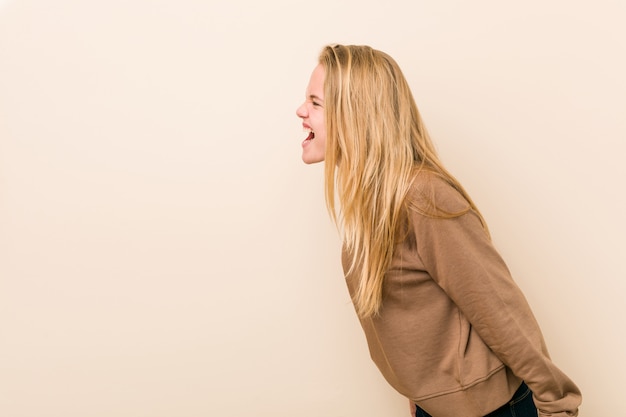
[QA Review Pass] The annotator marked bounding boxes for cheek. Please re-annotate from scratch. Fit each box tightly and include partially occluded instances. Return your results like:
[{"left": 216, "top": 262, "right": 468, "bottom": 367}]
[{"left": 318, "top": 123, "right": 327, "bottom": 138}]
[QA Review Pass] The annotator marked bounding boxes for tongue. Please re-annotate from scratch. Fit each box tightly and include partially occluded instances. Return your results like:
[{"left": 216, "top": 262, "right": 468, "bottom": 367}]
[{"left": 306, "top": 132, "right": 315, "bottom": 141}]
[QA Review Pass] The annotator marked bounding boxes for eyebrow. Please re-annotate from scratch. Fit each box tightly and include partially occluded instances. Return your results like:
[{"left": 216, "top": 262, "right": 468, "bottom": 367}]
[{"left": 308, "top": 94, "right": 325, "bottom": 102}]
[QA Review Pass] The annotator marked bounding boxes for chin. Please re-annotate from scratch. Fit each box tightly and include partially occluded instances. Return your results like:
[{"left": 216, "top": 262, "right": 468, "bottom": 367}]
[{"left": 302, "top": 155, "right": 324, "bottom": 164}]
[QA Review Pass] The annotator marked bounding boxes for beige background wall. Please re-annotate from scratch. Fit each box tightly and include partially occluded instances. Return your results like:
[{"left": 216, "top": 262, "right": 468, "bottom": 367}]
[{"left": 1, "top": 1, "right": 624, "bottom": 416}]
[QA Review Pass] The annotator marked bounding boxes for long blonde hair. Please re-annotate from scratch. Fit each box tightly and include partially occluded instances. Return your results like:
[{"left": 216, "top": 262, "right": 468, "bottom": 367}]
[{"left": 319, "top": 44, "right": 488, "bottom": 318}]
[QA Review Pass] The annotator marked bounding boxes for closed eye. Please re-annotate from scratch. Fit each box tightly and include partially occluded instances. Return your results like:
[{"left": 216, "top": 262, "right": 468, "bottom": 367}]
[{"left": 308, "top": 94, "right": 324, "bottom": 108}]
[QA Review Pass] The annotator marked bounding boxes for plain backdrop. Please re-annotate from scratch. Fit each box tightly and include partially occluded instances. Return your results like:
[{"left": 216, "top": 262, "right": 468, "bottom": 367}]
[{"left": 1, "top": 1, "right": 624, "bottom": 416}]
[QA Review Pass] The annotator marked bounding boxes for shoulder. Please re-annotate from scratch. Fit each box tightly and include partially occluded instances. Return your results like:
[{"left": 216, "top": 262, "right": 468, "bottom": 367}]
[{"left": 407, "top": 169, "right": 471, "bottom": 215}]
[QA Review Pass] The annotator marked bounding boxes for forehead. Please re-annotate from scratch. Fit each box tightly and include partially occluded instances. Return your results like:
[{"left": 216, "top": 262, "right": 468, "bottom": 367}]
[{"left": 306, "top": 64, "right": 325, "bottom": 95}]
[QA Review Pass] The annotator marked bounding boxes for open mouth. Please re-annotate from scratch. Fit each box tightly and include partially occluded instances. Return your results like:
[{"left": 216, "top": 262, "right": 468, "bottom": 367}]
[{"left": 303, "top": 129, "right": 315, "bottom": 143}]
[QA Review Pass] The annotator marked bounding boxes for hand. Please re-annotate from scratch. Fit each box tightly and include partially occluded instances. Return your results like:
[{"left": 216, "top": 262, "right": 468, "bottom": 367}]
[{"left": 409, "top": 399, "right": 416, "bottom": 417}]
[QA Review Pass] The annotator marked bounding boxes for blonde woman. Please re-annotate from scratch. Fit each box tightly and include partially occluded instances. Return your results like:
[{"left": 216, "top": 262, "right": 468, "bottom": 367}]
[{"left": 296, "top": 44, "right": 581, "bottom": 417}]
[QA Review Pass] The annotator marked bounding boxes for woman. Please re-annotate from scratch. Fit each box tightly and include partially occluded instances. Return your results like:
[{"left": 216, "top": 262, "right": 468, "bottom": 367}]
[{"left": 296, "top": 44, "right": 582, "bottom": 417}]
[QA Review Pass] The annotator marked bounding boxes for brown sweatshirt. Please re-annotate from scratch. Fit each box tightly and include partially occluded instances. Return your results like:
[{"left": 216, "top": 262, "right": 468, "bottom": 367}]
[{"left": 342, "top": 172, "right": 581, "bottom": 417}]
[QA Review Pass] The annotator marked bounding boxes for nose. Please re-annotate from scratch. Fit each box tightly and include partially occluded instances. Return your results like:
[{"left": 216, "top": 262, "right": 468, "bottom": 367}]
[{"left": 296, "top": 102, "right": 307, "bottom": 118}]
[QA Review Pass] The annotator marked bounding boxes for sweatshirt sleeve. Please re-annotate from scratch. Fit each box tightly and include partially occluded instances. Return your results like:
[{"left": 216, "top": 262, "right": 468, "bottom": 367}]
[{"left": 410, "top": 180, "right": 582, "bottom": 417}]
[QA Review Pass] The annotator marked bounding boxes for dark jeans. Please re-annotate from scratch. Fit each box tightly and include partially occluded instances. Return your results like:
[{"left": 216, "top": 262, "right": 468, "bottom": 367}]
[{"left": 414, "top": 382, "right": 538, "bottom": 417}]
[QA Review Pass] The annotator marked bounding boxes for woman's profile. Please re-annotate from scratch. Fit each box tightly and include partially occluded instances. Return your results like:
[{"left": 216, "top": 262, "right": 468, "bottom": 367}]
[{"left": 296, "top": 44, "right": 581, "bottom": 417}]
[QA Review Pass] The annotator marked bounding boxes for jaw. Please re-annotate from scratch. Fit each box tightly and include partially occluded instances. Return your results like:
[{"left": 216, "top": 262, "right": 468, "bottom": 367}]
[{"left": 302, "top": 141, "right": 325, "bottom": 164}]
